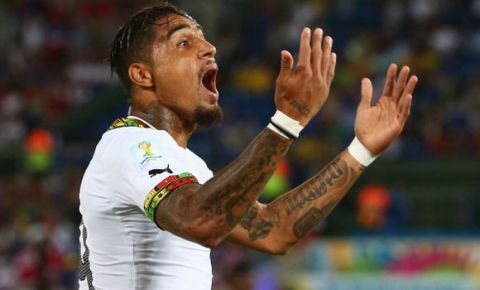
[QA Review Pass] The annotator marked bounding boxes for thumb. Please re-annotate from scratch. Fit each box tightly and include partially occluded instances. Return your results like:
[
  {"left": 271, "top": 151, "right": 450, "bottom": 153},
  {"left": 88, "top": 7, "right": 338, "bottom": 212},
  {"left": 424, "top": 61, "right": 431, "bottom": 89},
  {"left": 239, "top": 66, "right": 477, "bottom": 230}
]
[
  {"left": 277, "top": 50, "right": 293, "bottom": 80},
  {"left": 360, "top": 78, "right": 373, "bottom": 108}
]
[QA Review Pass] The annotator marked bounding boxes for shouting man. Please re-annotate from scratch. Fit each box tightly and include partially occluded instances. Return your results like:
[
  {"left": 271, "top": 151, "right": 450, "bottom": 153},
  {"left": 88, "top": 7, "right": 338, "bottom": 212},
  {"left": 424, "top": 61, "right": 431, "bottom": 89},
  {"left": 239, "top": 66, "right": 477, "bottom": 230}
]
[{"left": 78, "top": 2, "right": 417, "bottom": 290}]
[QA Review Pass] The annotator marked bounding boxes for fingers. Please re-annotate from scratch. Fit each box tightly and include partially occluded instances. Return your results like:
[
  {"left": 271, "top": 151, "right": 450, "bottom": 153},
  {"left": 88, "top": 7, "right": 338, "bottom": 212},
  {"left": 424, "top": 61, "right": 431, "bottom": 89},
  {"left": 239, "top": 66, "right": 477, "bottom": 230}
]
[
  {"left": 311, "top": 28, "right": 323, "bottom": 76},
  {"left": 297, "top": 27, "right": 334, "bottom": 78},
  {"left": 382, "top": 63, "right": 397, "bottom": 97},
  {"left": 360, "top": 78, "right": 373, "bottom": 108},
  {"left": 398, "top": 93, "right": 413, "bottom": 125},
  {"left": 321, "top": 36, "right": 333, "bottom": 76},
  {"left": 327, "top": 52, "right": 336, "bottom": 86},
  {"left": 297, "top": 28, "right": 312, "bottom": 70},
  {"left": 403, "top": 75, "right": 418, "bottom": 98},
  {"left": 396, "top": 75, "right": 417, "bottom": 124},
  {"left": 277, "top": 50, "right": 294, "bottom": 81},
  {"left": 310, "top": 28, "right": 334, "bottom": 78},
  {"left": 391, "top": 66, "right": 410, "bottom": 102}
]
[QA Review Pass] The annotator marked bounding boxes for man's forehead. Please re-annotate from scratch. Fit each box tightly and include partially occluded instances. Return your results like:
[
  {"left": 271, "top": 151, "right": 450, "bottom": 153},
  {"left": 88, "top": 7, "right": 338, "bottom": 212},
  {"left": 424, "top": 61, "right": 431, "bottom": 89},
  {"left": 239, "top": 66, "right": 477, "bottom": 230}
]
[{"left": 153, "top": 14, "right": 202, "bottom": 38}]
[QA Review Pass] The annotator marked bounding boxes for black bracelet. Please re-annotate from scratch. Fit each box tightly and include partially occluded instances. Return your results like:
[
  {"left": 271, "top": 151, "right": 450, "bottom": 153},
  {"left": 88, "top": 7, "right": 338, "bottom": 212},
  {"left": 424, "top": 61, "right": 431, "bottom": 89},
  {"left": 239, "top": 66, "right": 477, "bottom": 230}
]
[{"left": 269, "top": 121, "right": 297, "bottom": 140}]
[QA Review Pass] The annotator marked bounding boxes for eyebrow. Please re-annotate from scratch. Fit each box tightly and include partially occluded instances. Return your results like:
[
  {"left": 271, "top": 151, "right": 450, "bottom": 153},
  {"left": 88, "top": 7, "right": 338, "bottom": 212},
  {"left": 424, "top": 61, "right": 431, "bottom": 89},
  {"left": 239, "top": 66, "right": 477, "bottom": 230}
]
[{"left": 166, "top": 23, "right": 203, "bottom": 40}]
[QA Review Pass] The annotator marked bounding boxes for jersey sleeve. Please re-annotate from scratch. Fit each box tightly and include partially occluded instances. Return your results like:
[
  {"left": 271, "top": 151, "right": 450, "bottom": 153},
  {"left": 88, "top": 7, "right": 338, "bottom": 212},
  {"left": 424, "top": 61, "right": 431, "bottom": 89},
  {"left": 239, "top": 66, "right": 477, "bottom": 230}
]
[{"left": 106, "top": 134, "right": 199, "bottom": 221}]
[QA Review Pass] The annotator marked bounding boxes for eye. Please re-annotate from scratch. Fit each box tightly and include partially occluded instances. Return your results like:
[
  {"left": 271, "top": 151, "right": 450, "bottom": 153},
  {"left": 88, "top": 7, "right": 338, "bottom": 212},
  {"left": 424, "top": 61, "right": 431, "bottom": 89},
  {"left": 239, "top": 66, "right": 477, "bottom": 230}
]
[{"left": 178, "top": 40, "right": 189, "bottom": 47}]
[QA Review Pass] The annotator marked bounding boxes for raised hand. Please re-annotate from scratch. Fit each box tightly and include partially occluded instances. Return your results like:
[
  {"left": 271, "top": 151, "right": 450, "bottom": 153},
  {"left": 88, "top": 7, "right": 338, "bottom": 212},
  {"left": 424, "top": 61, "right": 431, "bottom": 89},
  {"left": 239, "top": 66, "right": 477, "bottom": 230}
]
[
  {"left": 274, "top": 27, "right": 337, "bottom": 126},
  {"left": 354, "top": 64, "right": 418, "bottom": 155}
]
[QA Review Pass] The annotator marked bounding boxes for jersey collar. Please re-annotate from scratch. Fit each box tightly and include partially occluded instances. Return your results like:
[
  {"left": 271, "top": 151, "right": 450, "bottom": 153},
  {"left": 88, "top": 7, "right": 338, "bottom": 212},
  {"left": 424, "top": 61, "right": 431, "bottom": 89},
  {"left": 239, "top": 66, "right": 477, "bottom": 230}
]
[{"left": 107, "top": 116, "right": 157, "bottom": 131}]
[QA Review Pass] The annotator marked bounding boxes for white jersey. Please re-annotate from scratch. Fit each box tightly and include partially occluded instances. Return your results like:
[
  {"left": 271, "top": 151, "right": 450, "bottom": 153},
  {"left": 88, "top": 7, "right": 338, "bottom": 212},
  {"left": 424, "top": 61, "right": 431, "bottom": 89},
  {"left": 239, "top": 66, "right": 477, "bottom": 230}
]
[{"left": 78, "top": 116, "right": 213, "bottom": 290}]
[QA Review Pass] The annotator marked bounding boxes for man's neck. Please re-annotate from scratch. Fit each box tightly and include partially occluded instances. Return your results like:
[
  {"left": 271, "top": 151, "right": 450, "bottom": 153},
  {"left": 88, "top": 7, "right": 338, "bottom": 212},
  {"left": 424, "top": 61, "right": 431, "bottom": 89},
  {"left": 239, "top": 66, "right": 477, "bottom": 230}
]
[{"left": 129, "top": 106, "right": 195, "bottom": 148}]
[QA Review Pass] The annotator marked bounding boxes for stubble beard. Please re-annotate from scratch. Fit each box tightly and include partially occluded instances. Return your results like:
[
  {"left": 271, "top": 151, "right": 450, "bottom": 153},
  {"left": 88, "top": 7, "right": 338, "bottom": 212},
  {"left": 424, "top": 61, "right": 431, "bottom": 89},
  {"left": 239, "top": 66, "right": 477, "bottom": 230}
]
[{"left": 194, "top": 104, "right": 224, "bottom": 128}]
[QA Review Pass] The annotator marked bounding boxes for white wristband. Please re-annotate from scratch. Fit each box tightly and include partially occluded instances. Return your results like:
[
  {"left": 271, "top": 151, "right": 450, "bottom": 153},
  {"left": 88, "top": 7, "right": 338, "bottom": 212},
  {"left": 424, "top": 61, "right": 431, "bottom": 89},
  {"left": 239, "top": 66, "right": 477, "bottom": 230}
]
[
  {"left": 347, "top": 137, "right": 379, "bottom": 166},
  {"left": 267, "top": 123, "right": 290, "bottom": 139},
  {"left": 269, "top": 110, "right": 304, "bottom": 139}
]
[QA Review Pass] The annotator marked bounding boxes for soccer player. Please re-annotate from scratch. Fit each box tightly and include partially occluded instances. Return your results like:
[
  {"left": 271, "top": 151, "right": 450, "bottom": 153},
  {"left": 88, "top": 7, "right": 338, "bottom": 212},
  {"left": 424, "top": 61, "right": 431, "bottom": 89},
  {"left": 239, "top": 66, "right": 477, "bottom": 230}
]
[{"left": 78, "top": 3, "right": 417, "bottom": 290}]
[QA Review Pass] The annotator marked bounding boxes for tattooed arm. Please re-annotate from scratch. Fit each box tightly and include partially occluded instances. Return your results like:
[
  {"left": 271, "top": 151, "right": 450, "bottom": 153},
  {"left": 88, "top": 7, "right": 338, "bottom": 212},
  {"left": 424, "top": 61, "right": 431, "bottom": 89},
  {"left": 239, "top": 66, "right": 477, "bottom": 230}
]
[
  {"left": 156, "top": 129, "right": 290, "bottom": 248},
  {"left": 153, "top": 28, "right": 336, "bottom": 248},
  {"left": 226, "top": 150, "right": 362, "bottom": 254},
  {"left": 228, "top": 64, "right": 418, "bottom": 254}
]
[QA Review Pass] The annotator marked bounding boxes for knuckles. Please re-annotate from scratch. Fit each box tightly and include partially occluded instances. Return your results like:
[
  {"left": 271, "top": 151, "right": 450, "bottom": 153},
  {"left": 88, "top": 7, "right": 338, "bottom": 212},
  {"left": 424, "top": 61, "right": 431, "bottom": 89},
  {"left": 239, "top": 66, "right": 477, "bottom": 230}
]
[{"left": 294, "top": 64, "right": 311, "bottom": 76}]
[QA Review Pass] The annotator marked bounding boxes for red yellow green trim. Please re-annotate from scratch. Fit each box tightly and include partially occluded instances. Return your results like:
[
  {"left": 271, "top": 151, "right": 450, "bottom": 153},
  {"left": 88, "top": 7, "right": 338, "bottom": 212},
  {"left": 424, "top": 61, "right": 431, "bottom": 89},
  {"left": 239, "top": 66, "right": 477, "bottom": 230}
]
[
  {"left": 144, "top": 173, "right": 198, "bottom": 220},
  {"left": 108, "top": 118, "right": 149, "bottom": 131}
]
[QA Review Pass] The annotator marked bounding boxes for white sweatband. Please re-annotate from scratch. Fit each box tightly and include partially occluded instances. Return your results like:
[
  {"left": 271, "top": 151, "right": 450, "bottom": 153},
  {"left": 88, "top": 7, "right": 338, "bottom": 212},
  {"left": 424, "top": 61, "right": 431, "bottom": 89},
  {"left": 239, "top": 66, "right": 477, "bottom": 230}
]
[
  {"left": 347, "top": 137, "right": 379, "bottom": 166},
  {"left": 268, "top": 110, "right": 304, "bottom": 140},
  {"left": 267, "top": 123, "right": 289, "bottom": 139}
]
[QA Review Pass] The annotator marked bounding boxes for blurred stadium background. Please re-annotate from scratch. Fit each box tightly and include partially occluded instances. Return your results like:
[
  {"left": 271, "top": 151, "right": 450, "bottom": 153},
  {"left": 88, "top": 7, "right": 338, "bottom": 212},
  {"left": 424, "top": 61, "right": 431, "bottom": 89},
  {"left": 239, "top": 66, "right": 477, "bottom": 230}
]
[{"left": 0, "top": 0, "right": 479, "bottom": 289}]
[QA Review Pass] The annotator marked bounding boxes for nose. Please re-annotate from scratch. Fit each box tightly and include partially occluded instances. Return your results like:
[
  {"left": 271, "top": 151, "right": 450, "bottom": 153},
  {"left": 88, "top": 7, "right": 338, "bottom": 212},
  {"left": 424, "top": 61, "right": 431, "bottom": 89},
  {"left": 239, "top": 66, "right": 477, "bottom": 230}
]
[{"left": 198, "top": 39, "right": 216, "bottom": 59}]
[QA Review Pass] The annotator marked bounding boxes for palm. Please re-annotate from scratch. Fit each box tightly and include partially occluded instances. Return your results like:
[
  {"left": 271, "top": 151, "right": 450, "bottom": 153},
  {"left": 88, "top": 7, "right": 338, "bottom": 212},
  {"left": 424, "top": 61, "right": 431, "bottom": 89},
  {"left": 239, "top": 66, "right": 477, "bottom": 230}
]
[{"left": 354, "top": 65, "right": 418, "bottom": 155}]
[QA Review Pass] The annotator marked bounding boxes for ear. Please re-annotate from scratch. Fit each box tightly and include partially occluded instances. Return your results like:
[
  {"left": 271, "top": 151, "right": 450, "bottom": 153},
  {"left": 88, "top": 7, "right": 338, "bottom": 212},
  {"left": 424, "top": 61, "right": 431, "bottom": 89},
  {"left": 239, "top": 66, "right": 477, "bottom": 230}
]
[{"left": 128, "top": 62, "right": 154, "bottom": 88}]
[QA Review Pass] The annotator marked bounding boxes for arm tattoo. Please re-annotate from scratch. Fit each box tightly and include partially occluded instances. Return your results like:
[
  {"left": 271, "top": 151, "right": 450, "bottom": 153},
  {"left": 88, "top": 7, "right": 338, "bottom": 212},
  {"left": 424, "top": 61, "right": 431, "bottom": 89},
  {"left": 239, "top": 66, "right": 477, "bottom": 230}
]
[
  {"left": 199, "top": 130, "right": 290, "bottom": 227},
  {"left": 292, "top": 200, "right": 337, "bottom": 238},
  {"left": 278, "top": 154, "right": 363, "bottom": 240},
  {"left": 157, "top": 129, "right": 291, "bottom": 240},
  {"left": 289, "top": 99, "right": 310, "bottom": 117},
  {"left": 240, "top": 207, "right": 273, "bottom": 241},
  {"left": 284, "top": 157, "right": 347, "bottom": 216}
]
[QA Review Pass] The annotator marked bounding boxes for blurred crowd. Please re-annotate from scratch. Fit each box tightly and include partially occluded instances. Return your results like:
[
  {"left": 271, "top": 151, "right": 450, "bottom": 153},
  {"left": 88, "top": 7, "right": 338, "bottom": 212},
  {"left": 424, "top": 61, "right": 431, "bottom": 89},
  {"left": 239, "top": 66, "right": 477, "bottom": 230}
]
[{"left": 0, "top": 0, "right": 479, "bottom": 289}]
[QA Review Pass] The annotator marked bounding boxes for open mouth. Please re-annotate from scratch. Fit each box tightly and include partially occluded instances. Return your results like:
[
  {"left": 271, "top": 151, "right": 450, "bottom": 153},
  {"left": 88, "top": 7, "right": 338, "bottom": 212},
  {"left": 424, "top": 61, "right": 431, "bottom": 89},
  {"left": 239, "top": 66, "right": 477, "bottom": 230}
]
[{"left": 201, "top": 64, "right": 218, "bottom": 98}]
